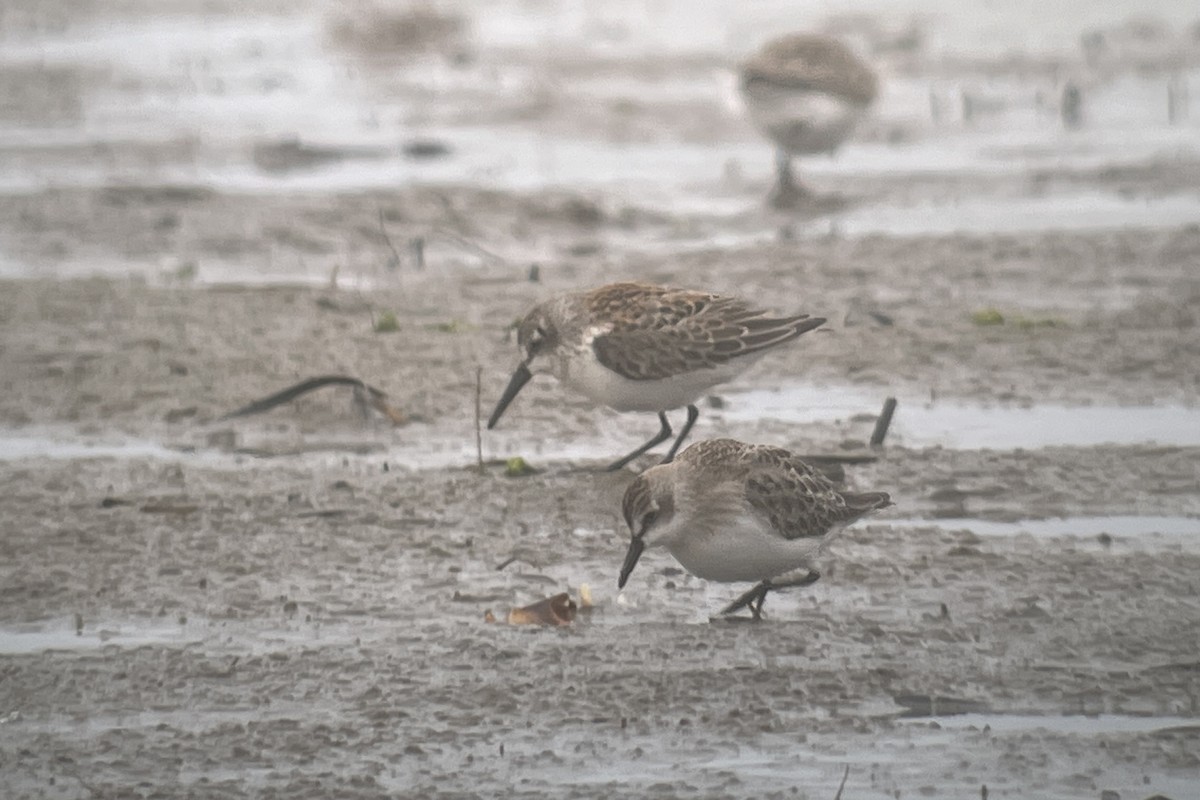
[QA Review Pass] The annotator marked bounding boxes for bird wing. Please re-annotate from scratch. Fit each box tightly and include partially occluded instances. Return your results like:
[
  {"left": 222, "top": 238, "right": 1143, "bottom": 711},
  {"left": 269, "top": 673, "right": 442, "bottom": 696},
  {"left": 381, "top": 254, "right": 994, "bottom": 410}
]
[
  {"left": 740, "top": 34, "right": 878, "bottom": 106},
  {"left": 741, "top": 444, "right": 854, "bottom": 541},
  {"left": 588, "top": 284, "right": 823, "bottom": 381},
  {"left": 683, "top": 439, "right": 876, "bottom": 541}
]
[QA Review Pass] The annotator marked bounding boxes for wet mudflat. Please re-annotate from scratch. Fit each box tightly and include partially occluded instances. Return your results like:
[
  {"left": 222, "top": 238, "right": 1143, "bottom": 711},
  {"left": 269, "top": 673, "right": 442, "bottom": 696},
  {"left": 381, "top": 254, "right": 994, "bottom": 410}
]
[
  {"left": 0, "top": 438, "right": 1195, "bottom": 800},
  {"left": 2, "top": 260, "right": 1198, "bottom": 799},
  {"left": 1, "top": 443, "right": 1199, "bottom": 799},
  {"left": 3, "top": 0, "right": 1200, "bottom": 798}
]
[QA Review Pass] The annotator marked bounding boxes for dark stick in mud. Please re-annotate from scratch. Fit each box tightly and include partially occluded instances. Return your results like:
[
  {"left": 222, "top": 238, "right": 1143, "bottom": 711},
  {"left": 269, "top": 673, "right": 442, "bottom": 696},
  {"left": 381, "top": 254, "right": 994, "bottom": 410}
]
[
  {"left": 833, "top": 765, "right": 850, "bottom": 800},
  {"left": 475, "top": 365, "right": 484, "bottom": 472},
  {"left": 410, "top": 236, "right": 425, "bottom": 270},
  {"left": 870, "top": 396, "right": 898, "bottom": 447},
  {"left": 220, "top": 375, "right": 406, "bottom": 424}
]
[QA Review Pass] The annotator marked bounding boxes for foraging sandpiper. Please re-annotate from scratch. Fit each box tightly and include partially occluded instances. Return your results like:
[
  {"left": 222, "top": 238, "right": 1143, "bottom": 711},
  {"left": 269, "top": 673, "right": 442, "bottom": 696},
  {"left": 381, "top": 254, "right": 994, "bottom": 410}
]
[
  {"left": 739, "top": 33, "right": 878, "bottom": 208},
  {"left": 488, "top": 282, "right": 825, "bottom": 471},
  {"left": 618, "top": 438, "right": 891, "bottom": 619}
]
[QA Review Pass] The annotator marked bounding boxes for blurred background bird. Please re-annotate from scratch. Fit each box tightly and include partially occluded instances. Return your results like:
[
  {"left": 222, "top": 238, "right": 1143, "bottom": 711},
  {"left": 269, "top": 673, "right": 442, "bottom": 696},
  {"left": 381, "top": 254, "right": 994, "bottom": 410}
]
[{"left": 739, "top": 33, "right": 879, "bottom": 208}]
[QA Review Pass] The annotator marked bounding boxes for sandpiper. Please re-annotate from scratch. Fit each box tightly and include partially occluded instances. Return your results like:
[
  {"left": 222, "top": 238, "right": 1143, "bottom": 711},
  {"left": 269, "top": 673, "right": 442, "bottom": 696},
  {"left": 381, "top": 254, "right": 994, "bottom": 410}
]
[
  {"left": 739, "top": 33, "right": 878, "bottom": 208},
  {"left": 487, "top": 283, "right": 825, "bottom": 472},
  {"left": 618, "top": 438, "right": 891, "bottom": 619}
]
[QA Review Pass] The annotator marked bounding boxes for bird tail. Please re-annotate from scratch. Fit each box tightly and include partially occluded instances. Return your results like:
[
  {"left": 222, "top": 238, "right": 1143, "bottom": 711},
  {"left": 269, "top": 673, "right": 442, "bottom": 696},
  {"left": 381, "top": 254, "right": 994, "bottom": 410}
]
[
  {"left": 842, "top": 491, "right": 892, "bottom": 514},
  {"left": 736, "top": 314, "right": 826, "bottom": 353},
  {"left": 790, "top": 315, "right": 827, "bottom": 336}
]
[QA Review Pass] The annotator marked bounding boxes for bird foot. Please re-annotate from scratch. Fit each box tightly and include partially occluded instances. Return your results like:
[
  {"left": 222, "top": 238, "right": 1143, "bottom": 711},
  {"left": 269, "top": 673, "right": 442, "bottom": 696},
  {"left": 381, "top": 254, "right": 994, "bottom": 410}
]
[
  {"left": 770, "top": 184, "right": 850, "bottom": 213},
  {"left": 709, "top": 612, "right": 764, "bottom": 624},
  {"left": 768, "top": 181, "right": 812, "bottom": 210},
  {"left": 715, "top": 582, "right": 770, "bottom": 619}
]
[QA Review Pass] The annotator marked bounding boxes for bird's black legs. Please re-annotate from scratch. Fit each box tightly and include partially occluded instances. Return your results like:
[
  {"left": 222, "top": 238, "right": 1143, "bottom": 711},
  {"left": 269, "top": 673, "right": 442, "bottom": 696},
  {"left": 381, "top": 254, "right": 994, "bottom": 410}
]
[
  {"left": 717, "top": 581, "right": 770, "bottom": 619},
  {"left": 769, "top": 148, "right": 809, "bottom": 209},
  {"left": 605, "top": 412, "right": 673, "bottom": 472},
  {"left": 749, "top": 588, "right": 769, "bottom": 619},
  {"left": 604, "top": 405, "right": 700, "bottom": 471},
  {"left": 661, "top": 404, "right": 700, "bottom": 464},
  {"left": 715, "top": 570, "right": 822, "bottom": 621}
]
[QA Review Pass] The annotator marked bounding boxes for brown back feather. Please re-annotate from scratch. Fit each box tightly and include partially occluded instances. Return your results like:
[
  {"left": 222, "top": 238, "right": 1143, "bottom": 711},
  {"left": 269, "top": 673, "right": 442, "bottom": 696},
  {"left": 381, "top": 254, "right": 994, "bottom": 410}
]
[
  {"left": 680, "top": 439, "right": 888, "bottom": 540},
  {"left": 587, "top": 284, "right": 824, "bottom": 381},
  {"left": 740, "top": 33, "right": 878, "bottom": 106}
]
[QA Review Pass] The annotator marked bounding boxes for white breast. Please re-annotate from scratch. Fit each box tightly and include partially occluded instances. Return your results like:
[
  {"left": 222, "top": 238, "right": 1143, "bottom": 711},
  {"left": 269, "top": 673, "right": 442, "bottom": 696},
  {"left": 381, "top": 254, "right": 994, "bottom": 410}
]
[
  {"left": 743, "top": 86, "right": 865, "bottom": 155},
  {"left": 668, "top": 515, "right": 824, "bottom": 583},
  {"left": 554, "top": 340, "right": 752, "bottom": 413}
]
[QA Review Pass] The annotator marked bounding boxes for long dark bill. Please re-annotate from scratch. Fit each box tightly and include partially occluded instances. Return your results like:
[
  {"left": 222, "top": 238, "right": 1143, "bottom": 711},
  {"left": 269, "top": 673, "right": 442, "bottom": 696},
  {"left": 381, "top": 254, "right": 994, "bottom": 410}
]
[
  {"left": 617, "top": 537, "right": 645, "bottom": 589},
  {"left": 486, "top": 362, "right": 533, "bottom": 429}
]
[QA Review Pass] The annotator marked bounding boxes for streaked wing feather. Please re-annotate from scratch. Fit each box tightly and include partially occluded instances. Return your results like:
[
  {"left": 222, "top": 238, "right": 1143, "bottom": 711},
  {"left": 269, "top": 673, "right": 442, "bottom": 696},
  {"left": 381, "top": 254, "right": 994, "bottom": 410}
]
[
  {"left": 681, "top": 439, "right": 867, "bottom": 541},
  {"left": 742, "top": 447, "right": 851, "bottom": 540},
  {"left": 740, "top": 34, "right": 878, "bottom": 106},
  {"left": 589, "top": 287, "right": 823, "bottom": 381}
]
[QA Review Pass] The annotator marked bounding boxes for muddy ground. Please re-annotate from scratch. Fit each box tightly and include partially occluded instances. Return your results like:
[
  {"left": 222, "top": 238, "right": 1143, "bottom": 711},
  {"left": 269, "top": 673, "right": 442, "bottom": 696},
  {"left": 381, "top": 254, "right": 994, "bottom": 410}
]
[{"left": 3, "top": 1, "right": 1200, "bottom": 799}]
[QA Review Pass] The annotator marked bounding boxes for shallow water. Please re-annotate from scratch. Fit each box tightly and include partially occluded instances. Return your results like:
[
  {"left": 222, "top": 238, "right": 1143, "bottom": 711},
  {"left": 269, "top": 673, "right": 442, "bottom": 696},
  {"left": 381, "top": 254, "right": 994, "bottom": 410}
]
[
  {"left": 905, "top": 712, "right": 1200, "bottom": 734},
  {"left": 0, "top": 620, "right": 200, "bottom": 655},
  {"left": 5, "top": 382, "right": 1199, "bottom": 470},
  {"left": 0, "top": 432, "right": 200, "bottom": 462},
  {"left": 724, "top": 384, "right": 1200, "bottom": 448},
  {"left": 887, "top": 515, "right": 1199, "bottom": 540},
  {"left": 2, "top": 0, "right": 1199, "bottom": 287},
  {"left": 829, "top": 191, "right": 1200, "bottom": 237},
  {"left": 468, "top": 0, "right": 1200, "bottom": 58}
]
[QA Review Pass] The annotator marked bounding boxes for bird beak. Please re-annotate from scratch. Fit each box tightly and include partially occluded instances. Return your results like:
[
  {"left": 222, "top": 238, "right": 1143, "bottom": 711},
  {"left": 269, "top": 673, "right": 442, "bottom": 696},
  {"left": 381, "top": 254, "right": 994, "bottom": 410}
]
[
  {"left": 487, "top": 361, "right": 533, "bottom": 429},
  {"left": 617, "top": 536, "right": 645, "bottom": 589}
]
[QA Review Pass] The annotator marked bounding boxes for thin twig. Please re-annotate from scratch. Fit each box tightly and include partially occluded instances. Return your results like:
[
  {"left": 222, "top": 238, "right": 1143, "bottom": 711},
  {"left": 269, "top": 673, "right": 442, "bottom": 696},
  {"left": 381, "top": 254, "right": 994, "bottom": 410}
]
[
  {"left": 475, "top": 365, "right": 484, "bottom": 473},
  {"left": 410, "top": 236, "right": 425, "bottom": 270},
  {"left": 377, "top": 208, "right": 402, "bottom": 270},
  {"left": 869, "top": 396, "right": 898, "bottom": 448},
  {"left": 833, "top": 764, "right": 850, "bottom": 800},
  {"left": 431, "top": 225, "right": 509, "bottom": 265}
]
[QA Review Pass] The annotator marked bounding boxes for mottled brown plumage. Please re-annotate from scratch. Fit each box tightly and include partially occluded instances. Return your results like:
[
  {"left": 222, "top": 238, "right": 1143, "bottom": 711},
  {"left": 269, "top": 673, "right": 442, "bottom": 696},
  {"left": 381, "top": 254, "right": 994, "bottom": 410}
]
[
  {"left": 584, "top": 283, "right": 823, "bottom": 381},
  {"left": 492, "top": 283, "right": 825, "bottom": 471},
  {"left": 738, "top": 33, "right": 880, "bottom": 207},
  {"left": 662, "top": 439, "right": 888, "bottom": 540},
  {"left": 619, "top": 438, "right": 891, "bottom": 619},
  {"left": 740, "top": 34, "right": 878, "bottom": 107}
]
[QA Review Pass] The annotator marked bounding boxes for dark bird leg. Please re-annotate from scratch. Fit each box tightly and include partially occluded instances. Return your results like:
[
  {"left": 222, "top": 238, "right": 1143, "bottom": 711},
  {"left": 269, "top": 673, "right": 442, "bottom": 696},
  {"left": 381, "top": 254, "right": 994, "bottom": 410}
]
[
  {"left": 661, "top": 404, "right": 700, "bottom": 464},
  {"left": 605, "top": 412, "right": 673, "bottom": 472},
  {"left": 769, "top": 148, "right": 809, "bottom": 209},
  {"left": 716, "top": 570, "right": 822, "bottom": 621},
  {"left": 717, "top": 581, "right": 770, "bottom": 619},
  {"left": 749, "top": 586, "right": 770, "bottom": 620}
]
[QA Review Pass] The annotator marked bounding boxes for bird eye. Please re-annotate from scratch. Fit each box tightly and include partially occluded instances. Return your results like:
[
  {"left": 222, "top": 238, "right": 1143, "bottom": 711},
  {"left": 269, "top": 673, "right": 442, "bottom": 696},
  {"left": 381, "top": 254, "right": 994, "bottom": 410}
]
[
  {"left": 527, "top": 325, "right": 547, "bottom": 355},
  {"left": 640, "top": 510, "right": 658, "bottom": 532}
]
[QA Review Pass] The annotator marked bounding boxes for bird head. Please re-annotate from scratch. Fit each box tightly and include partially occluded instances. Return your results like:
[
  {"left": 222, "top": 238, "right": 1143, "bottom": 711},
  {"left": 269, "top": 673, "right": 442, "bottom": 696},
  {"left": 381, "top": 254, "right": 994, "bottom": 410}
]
[
  {"left": 618, "top": 468, "right": 677, "bottom": 589},
  {"left": 487, "top": 305, "right": 561, "bottom": 429}
]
